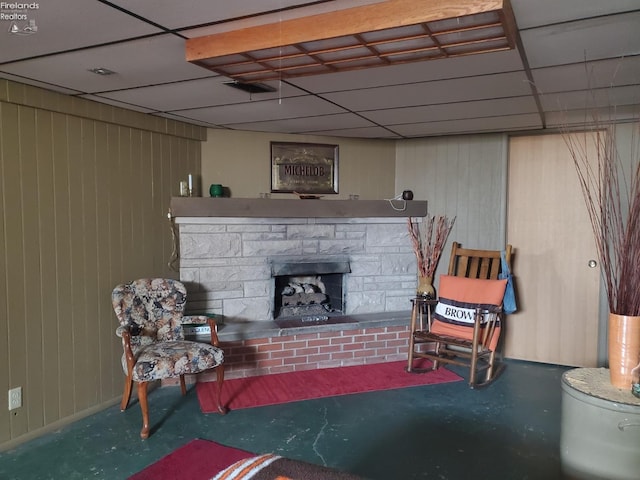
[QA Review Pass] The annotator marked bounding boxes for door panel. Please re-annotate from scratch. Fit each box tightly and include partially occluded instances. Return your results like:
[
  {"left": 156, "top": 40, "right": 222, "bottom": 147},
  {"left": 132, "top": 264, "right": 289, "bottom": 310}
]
[{"left": 506, "top": 133, "right": 600, "bottom": 366}]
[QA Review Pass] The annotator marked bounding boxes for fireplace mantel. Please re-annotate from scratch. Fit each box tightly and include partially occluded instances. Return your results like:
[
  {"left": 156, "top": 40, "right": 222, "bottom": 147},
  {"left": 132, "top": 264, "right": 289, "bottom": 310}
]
[{"left": 170, "top": 197, "right": 427, "bottom": 218}]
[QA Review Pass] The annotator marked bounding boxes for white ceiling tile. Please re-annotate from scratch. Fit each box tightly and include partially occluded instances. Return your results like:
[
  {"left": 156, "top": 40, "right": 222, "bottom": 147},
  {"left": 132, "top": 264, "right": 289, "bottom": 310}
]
[
  {"left": 510, "top": 0, "right": 639, "bottom": 29},
  {"left": 391, "top": 114, "right": 543, "bottom": 137},
  {"left": 0, "top": 0, "right": 162, "bottom": 63},
  {"left": 173, "top": 96, "right": 346, "bottom": 124},
  {"left": 97, "top": 77, "right": 306, "bottom": 112},
  {"left": 179, "top": 0, "right": 384, "bottom": 37},
  {"left": 362, "top": 96, "right": 539, "bottom": 125},
  {"left": 546, "top": 105, "right": 640, "bottom": 127},
  {"left": 520, "top": 12, "right": 640, "bottom": 68},
  {"left": 540, "top": 85, "right": 640, "bottom": 112},
  {"left": 288, "top": 50, "right": 525, "bottom": 93},
  {"left": 153, "top": 112, "right": 221, "bottom": 128},
  {"left": 228, "top": 113, "right": 376, "bottom": 134},
  {"left": 531, "top": 56, "right": 640, "bottom": 94},
  {"left": 0, "top": 72, "right": 82, "bottom": 95},
  {"left": 77, "top": 95, "right": 157, "bottom": 114},
  {"left": 109, "top": 0, "right": 320, "bottom": 29},
  {"left": 322, "top": 72, "right": 532, "bottom": 112},
  {"left": 1, "top": 34, "right": 214, "bottom": 93},
  {"left": 306, "top": 126, "right": 401, "bottom": 139}
]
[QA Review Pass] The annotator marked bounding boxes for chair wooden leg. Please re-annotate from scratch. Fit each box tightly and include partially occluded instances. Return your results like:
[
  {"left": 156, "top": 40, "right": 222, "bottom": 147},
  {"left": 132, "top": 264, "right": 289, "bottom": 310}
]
[
  {"left": 137, "top": 382, "right": 150, "bottom": 439},
  {"left": 407, "top": 300, "right": 419, "bottom": 372},
  {"left": 407, "top": 332, "right": 416, "bottom": 373},
  {"left": 432, "top": 342, "right": 441, "bottom": 370},
  {"left": 486, "top": 350, "right": 496, "bottom": 382},
  {"left": 179, "top": 375, "right": 187, "bottom": 395},
  {"left": 120, "top": 375, "right": 133, "bottom": 411},
  {"left": 469, "top": 348, "right": 479, "bottom": 387},
  {"left": 215, "top": 365, "right": 228, "bottom": 415}
]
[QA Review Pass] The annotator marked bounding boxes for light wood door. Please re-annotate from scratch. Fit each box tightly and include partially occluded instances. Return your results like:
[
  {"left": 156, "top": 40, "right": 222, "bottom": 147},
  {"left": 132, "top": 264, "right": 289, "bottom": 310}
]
[{"left": 505, "top": 133, "right": 600, "bottom": 366}]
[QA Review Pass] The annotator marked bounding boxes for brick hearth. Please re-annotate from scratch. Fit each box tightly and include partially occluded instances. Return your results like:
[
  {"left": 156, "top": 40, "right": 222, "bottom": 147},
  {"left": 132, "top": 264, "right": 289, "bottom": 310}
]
[{"left": 198, "top": 324, "right": 411, "bottom": 381}]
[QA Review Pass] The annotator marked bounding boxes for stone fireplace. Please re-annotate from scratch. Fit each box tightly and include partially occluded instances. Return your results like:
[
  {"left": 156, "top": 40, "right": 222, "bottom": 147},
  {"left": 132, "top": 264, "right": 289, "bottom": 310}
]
[
  {"left": 170, "top": 197, "right": 427, "bottom": 379},
  {"left": 173, "top": 198, "right": 426, "bottom": 326}
]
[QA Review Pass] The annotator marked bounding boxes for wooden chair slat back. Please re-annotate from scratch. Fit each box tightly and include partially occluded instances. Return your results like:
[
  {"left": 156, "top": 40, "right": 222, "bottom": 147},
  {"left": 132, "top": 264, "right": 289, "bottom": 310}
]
[{"left": 447, "top": 242, "right": 512, "bottom": 280}]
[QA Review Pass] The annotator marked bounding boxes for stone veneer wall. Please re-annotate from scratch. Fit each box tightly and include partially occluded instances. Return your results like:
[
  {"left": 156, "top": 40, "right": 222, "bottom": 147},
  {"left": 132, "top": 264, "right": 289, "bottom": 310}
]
[{"left": 176, "top": 216, "right": 418, "bottom": 321}]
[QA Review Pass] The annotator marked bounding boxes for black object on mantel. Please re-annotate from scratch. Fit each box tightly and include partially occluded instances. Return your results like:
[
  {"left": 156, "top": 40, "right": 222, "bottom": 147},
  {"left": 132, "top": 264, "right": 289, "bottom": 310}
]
[
  {"left": 170, "top": 198, "right": 428, "bottom": 218},
  {"left": 402, "top": 190, "right": 414, "bottom": 200}
]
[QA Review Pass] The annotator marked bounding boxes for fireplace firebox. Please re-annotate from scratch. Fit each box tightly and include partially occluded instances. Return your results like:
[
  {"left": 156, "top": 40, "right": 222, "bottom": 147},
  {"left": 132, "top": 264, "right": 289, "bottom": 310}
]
[{"left": 271, "top": 260, "right": 350, "bottom": 327}]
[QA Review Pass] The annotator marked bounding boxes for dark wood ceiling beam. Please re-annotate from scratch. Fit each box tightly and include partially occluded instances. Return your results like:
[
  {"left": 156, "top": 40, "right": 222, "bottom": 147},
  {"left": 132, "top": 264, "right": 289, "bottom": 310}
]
[{"left": 186, "top": 0, "right": 509, "bottom": 62}]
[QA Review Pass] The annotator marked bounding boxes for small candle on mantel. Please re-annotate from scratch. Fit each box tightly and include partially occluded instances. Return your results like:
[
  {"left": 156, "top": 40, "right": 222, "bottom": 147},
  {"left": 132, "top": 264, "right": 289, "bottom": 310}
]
[{"left": 187, "top": 174, "right": 193, "bottom": 196}]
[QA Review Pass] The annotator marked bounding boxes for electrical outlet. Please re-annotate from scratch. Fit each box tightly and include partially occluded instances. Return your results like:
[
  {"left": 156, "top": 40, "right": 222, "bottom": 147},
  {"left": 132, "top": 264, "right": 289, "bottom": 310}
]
[{"left": 8, "top": 387, "right": 22, "bottom": 411}]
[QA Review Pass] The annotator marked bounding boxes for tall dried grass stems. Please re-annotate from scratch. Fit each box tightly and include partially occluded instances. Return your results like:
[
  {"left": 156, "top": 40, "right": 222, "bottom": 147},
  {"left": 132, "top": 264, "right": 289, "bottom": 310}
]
[
  {"left": 408, "top": 215, "right": 456, "bottom": 278},
  {"left": 563, "top": 121, "right": 640, "bottom": 315}
]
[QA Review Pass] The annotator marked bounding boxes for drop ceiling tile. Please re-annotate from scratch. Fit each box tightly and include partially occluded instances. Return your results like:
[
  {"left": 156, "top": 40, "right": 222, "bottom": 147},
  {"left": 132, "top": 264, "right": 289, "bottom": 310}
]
[
  {"left": 180, "top": 0, "right": 383, "bottom": 37},
  {"left": 0, "top": 34, "right": 214, "bottom": 93},
  {"left": 306, "top": 126, "right": 402, "bottom": 139},
  {"left": 173, "top": 96, "right": 346, "bottom": 124},
  {"left": 540, "top": 85, "right": 640, "bottom": 112},
  {"left": 0, "top": 0, "right": 162, "bottom": 63},
  {"left": 510, "top": 0, "right": 639, "bottom": 29},
  {"left": 226, "top": 113, "right": 376, "bottom": 133},
  {"left": 362, "top": 96, "right": 539, "bottom": 125},
  {"left": 530, "top": 56, "right": 640, "bottom": 94},
  {"left": 546, "top": 104, "right": 640, "bottom": 127},
  {"left": 97, "top": 77, "right": 306, "bottom": 112},
  {"left": 0, "top": 72, "right": 82, "bottom": 95},
  {"left": 322, "top": 72, "right": 532, "bottom": 112},
  {"left": 392, "top": 114, "right": 543, "bottom": 137},
  {"left": 110, "top": 0, "right": 338, "bottom": 31},
  {"left": 288, "top": 50, "right": 525, "bottom": 93},
  {"left": 520, "top": 11, "right": 640, "bottom": 68},
  {"left": 153, "top": 112, "right": 221, "bottom": 128},
  {"left": 78, "top": 95, "right": 158, "bottom": 114}
]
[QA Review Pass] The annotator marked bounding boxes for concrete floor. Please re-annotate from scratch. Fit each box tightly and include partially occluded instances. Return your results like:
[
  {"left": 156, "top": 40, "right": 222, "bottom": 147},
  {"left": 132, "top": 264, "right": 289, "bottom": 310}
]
[{"left": 0, "top": 360, "right": 569, "bottom": 479}]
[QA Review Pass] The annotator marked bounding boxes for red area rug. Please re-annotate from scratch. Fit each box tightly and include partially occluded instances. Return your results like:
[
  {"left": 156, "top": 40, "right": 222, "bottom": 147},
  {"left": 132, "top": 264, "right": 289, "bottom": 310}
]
[
  {"left": 197, "top": 359, "right": 461, "bottom": 413},
  {"left": 129, "top": 439, "right": 253, "bottom": 480}
]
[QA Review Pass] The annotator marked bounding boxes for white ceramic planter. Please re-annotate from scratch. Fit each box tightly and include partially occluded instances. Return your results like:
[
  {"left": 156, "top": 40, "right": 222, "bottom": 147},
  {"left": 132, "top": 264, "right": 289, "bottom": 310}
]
[{"left": 561, "top": 368, "right": 640, "bottom": 479}]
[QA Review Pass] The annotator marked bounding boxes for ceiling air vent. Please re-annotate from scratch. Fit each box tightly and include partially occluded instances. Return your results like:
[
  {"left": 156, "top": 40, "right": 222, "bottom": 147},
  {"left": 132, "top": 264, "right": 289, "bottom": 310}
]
[{"left": 223, "top": 81, "right": 276, "bottom": 94}]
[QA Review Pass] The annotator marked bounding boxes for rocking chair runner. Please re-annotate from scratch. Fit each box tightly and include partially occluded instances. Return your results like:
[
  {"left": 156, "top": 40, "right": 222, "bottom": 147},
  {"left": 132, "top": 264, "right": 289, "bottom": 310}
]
[
  {"left": 407, "top": 242, "right": 513, "bottom": 387},
  {"left": 112, "top": 278, "right": 227, "bottom": 439}
]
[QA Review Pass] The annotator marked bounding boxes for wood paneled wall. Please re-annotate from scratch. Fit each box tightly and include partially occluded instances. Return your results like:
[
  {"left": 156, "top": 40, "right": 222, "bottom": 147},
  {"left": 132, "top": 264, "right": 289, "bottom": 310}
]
[
  {"left": 0, "top": 80, "right": 205, "bottom": 449},
  {"left": 394, "top": 133, "right": 508, "bottom": 280}
]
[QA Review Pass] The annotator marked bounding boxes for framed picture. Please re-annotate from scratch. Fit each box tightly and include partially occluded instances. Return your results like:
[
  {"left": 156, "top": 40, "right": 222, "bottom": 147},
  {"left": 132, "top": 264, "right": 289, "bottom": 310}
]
[{"left": 271, "top": 142, "right": 339, "bottom": 194}]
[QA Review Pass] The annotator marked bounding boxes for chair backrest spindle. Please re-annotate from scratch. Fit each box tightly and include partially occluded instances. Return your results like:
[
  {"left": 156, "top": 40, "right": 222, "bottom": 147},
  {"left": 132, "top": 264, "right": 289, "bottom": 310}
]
[{"left": 448, "top": 242, "right": 511, "bottom": 280}]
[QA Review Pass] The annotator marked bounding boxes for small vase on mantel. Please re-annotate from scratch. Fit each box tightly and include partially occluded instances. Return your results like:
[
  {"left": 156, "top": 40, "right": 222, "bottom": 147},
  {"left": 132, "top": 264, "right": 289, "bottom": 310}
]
[
  {"left": 417, "top": 275, "right": 435, "bottom": 299},
  {"left": 608, "top": 313, "right": 640, "bottom": 389}
]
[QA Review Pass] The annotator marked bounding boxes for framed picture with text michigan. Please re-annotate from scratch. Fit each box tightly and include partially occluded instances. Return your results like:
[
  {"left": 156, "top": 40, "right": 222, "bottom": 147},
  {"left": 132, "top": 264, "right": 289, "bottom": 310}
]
[{"left": 271, "top": 141, "right": 339, "bottom": 194}]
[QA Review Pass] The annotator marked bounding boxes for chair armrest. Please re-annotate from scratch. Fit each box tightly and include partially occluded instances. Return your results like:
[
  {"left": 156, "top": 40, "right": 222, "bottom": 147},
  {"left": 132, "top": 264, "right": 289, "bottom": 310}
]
[
  {"left": 484, "top": 305, "right": 503, "bottom": 315},
  {"left": 472, "top": 307, "right": 502, "bottom": 350},
  {"left": 118, "top": 327, "right": 137, "bottom": 373},
  {"left": 207, "top": 318, "right": 221, "bottom": 347}
]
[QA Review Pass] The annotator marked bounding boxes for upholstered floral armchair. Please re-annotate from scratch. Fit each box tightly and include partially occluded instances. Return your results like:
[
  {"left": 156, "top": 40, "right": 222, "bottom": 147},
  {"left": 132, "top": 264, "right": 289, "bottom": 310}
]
[{"left": 112, "top": 278, "right": 226, "bottom": 439}]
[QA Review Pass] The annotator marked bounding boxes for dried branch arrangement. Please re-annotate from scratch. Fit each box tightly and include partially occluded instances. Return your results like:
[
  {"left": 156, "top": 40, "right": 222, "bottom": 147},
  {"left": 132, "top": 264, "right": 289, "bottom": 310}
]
[
  {"left": 563, "top": 121, "right": 640, "bottom": 315},
  {"left": 407, "top": 215, "right": 456, "bottom": 278}
]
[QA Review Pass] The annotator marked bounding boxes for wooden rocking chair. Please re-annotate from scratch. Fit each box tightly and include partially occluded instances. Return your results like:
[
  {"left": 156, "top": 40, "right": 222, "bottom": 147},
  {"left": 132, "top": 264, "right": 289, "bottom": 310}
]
[{"left": 407, "top": 242, "right": 513, "bottom": 387}]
